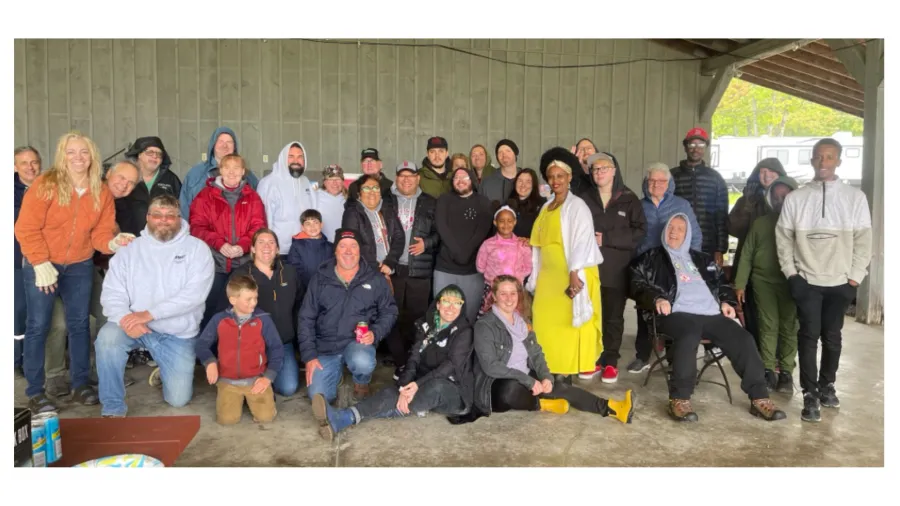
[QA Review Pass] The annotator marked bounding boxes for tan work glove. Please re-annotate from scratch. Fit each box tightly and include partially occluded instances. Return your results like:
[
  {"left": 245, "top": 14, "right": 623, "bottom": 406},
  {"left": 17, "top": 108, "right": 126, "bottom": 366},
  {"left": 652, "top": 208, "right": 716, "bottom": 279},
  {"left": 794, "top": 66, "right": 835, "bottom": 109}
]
[
  {"left": 33, "top": 262, "right": 59, "bottom": 288},
  {"left": 108, "top": 233, "right": 136, "bottom": 253}
]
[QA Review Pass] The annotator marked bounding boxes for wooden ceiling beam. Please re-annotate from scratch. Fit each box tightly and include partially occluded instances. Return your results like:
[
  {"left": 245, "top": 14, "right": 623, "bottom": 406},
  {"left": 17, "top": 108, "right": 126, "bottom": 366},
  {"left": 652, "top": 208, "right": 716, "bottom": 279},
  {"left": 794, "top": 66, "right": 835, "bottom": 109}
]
[
  {"left": 766, "top": 54, "right": 862, "bottom": 92},
  {"left": 737, "top": 74, "right": 863, "bottom": 117},
  {"left": 778, "top": 49, "right": 857, "bottom": 80},
  {"left": 650, "top": 39, "right": 711, "bottom": 58},
  {"left": 741, "top": 66, "right": 864, "bottom": 107},
  {"left": 825, "top": 39, "right": 868, "bottom": 85},
  {"left": 702, "top": 39, "right": 816, "bottom": 74},
  {"left": 684, "top": 39, "right": 738, "bottom": 54},
  {"left": 745, "top": 60, "right": 865, "bottom": 102}
]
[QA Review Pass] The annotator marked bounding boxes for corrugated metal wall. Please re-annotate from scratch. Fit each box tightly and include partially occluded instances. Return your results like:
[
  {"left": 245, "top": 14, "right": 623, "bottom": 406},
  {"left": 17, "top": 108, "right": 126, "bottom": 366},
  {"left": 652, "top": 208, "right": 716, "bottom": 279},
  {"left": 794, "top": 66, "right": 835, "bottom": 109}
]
[{"left": 14, "top": 39, "right": 710, "bottom": 191}]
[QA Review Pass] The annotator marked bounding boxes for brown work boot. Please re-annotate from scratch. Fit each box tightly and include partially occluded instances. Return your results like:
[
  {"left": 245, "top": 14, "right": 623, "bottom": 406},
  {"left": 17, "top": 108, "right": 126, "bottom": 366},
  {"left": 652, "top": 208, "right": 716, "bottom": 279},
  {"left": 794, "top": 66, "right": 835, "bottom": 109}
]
[
  {"left": 750, "top": 398, "right": 787, "bottom": 421},
  {"left": 353, "top": 383, "right": 370, "bottom": 399},
  {"left": 668, "top": 398, "right": 699, "bottom": 422}
]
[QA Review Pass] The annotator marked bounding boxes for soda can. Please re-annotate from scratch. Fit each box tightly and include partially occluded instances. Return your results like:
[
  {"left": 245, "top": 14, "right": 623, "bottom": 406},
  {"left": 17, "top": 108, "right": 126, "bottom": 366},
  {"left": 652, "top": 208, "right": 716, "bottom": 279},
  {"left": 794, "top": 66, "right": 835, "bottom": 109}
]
[
  {"left": 31, "top": 417, "right": 47, "bottom": 468},
  {"left": 35, "top": 412, "right": 62, "bottom": 464},
  {"left": 355, "top": 321, "right": 369, "bottom": 343}
]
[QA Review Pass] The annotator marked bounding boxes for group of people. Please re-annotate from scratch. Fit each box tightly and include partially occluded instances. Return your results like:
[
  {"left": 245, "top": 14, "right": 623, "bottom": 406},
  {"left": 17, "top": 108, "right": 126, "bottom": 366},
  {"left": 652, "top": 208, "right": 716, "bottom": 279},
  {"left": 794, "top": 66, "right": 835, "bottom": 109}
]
[{"left": 13, "top": 124, "right": 871, "bottom": 434}]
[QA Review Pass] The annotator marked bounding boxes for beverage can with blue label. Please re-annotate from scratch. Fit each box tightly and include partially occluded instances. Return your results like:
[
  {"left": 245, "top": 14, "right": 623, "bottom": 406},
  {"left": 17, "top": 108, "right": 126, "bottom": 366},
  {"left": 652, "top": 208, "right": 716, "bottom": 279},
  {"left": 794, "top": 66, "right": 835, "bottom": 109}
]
[
  {"left": 31, "top": 417, "right": 47, "bottom": 468},
  {"left": 35, "top": 412, "right": 62, "bottom": 464}
]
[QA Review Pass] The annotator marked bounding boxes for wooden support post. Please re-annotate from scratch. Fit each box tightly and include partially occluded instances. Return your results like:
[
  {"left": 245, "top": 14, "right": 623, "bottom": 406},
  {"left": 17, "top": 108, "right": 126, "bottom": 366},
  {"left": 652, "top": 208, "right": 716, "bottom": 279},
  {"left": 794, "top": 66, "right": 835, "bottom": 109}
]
[
  {"left": 856, "top": 39, "right": 884, "bottom": 325},
  {"left": 699, "top": 66, "right": 734, "bottom": 123},
  {"left": 824, "top": 39, "right": 868, "bottom": 85}
]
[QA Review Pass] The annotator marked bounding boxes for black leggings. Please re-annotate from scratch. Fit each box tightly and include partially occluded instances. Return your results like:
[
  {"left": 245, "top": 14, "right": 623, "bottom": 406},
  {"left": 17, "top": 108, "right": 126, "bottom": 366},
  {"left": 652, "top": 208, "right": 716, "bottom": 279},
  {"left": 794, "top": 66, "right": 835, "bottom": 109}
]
[{"left": 491, "top": 378, "right": 610, "bottom": 415}]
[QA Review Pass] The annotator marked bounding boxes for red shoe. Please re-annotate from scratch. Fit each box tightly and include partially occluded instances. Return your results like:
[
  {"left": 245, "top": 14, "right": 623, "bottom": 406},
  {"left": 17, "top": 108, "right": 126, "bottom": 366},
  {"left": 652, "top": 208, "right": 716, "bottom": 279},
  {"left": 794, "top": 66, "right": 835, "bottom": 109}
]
[
  {"left": 578, "top": 365, "right": 602, "bottom": 380},
  {"left": 601, "top": 365, "right": 619, "bottom": 384}
]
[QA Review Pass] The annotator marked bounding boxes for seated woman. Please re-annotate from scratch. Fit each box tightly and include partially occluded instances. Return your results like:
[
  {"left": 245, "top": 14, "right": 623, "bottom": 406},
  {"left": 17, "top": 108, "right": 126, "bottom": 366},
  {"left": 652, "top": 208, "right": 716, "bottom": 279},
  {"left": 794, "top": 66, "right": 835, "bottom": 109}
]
[
  {"left": 469, "top": 275, "right": 634, "bottom": 423},
  {"left": 311, "top": 285, "right": 474, "bottom": 441}
]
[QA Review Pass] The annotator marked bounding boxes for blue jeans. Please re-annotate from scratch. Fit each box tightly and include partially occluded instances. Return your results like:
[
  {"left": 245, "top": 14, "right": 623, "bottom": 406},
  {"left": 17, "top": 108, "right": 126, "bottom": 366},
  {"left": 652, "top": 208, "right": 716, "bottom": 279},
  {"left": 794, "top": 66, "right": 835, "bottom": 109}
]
[
  {"left": 307, "top": 341, "right": 376, "bottom": 403},
  {"left": 15, "top": 267, "right": 24, "bottom": 368},
  {"left": 22, "top": 259, "right": 94, "bottom": 397},
  {"left": 95, "top": 322, "right": 197, "bottom": 416},
  {"left": 273, "top": 342, "right": 300, "bottom": 396}
]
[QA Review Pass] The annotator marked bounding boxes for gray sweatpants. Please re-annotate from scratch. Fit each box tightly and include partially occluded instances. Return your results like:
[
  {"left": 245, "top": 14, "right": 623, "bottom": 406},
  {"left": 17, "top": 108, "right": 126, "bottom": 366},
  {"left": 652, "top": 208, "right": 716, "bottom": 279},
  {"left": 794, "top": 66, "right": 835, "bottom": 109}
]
[{"left": 433, "top": 270, "right": 484, "bottom": 324}]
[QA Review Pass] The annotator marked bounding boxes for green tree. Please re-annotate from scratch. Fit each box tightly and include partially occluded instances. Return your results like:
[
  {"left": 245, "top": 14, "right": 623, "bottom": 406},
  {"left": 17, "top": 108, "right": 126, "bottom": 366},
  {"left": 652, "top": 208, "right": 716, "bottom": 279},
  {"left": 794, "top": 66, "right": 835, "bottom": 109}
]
[{"left": 713, "top": 80, "right": 863, "bottom": 138}]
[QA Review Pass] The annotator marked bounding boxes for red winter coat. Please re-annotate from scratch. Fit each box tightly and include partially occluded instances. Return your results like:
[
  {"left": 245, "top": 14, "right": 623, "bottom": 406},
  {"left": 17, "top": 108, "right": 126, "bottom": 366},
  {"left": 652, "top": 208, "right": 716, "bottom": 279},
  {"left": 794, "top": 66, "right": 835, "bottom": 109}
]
[{"left": 189, "top": 177, "right": 267, "bottom": 273}]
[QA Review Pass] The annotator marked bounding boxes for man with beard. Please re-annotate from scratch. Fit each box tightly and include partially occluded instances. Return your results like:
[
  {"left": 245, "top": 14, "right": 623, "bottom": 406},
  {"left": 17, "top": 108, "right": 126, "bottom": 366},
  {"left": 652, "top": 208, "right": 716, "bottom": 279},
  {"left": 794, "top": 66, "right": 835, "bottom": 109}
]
[
  {"left": 419, "top": 136, "right": 453, "bottom": 198},
  {"left": 256, "top": 142, "right": 317, "bottom": 259},
  {"left": 117, "top": 137, "right": 182, "bottom": 236},
  {"left": 670, "top": 127, "right": 728, "bottom": 265},
  {"left": 480, "top": 139, "right": 521, "bottom": 207},
  {"left": 434, "top": 166, "right": 493, "bottom": 324},
  {"left": 348, "top": 148, "right": 393, "bottom": 201},
  {"left": 95, "top": 195, "right": 214, "bottom": 417}
]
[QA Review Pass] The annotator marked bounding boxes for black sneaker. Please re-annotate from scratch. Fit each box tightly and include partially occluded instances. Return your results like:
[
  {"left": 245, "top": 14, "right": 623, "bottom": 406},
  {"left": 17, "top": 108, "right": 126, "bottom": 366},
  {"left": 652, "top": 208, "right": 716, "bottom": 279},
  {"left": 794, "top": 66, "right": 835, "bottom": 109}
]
[
  {"left": 765, "top": 369, "right": 777, "bottom": 392},
  {"left": 28, "top": 393, "right": 58, "bottom": 414},
  {"left": 45, "top": 376, "right": 71, "bottom": 398},
  {"left": 775, "top": 371, "right": 793, "bottom": 394},
  {"left": 131, "top": 349, "right": 152, "bottom": 367},
  {"left": 393, "top": 365, "right": 405, "bottom": 382},
  {"left": 627, "top": 358, "right": 650, "bottom": 374},
  {"left": 819, "top": 383, "right": 840, "bottom": 408},
  {"left": 801, "top": 393, "right": 821, "bottom": 423}
]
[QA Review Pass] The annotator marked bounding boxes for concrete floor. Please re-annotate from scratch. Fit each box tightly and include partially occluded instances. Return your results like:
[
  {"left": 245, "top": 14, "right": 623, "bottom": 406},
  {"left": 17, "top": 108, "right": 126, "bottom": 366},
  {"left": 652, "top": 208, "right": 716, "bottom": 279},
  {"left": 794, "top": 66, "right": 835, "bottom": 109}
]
[{"left": 14, "top": 305, "right": 884, "bottom": 467}]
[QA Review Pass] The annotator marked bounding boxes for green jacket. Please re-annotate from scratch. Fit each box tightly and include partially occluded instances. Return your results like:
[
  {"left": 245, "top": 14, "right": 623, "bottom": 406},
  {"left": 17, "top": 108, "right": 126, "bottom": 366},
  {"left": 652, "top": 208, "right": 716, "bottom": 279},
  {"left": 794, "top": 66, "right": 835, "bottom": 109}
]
[
  {"left": 734, "top": 175, "right": 798, "bottom": 289},
  {"left": 419, "top": 157, "right": 452, "bottom": 199}
]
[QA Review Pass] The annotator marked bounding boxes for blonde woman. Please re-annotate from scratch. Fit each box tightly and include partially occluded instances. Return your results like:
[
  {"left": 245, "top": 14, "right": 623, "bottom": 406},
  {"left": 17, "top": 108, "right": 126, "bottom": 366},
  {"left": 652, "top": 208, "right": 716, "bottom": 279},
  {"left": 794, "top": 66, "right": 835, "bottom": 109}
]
[
  {"left": 450, "top": 153, "right": 471, "bottom": 172},
  {"left": 315, "top": 164, "right": 347, "bottom": 243},
  {"left": 15, "top": 132, "right": 133, "bottom": 413}
]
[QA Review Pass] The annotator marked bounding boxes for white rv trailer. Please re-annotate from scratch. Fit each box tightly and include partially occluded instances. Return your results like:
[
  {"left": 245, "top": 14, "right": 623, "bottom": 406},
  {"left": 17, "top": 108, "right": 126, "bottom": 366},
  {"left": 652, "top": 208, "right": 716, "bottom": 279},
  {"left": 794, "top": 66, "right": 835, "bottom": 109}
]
[{"left": 711, "top": 131, "right": 863, "bottom": 190}]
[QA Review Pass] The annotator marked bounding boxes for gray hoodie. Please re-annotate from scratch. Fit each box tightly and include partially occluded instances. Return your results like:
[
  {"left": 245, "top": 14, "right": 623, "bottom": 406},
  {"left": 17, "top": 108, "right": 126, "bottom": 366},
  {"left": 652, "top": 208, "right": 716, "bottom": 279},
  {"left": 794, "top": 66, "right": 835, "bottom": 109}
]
[
  {"left": 663, "top": 213, "right": 721, "bottom": 316},
  {"left": 391, "top": 184, "right": 421, "bottom": 266}
]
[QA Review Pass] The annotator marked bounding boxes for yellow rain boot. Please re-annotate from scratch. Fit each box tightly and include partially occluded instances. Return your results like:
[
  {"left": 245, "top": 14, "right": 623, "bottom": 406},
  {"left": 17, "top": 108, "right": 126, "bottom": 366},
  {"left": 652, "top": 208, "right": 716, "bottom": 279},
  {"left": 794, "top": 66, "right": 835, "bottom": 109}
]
[
  {"left": 607, "top": 390, "right": 635, "bottom": 424},
  {"left": 539, "top": 398, "right": 570, "bottom": 414}
]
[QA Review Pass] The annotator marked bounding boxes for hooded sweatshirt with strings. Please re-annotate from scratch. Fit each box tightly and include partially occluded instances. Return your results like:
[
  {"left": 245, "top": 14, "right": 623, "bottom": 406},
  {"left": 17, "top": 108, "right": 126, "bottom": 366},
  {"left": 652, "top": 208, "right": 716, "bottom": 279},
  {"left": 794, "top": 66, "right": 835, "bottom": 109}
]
[{"left": 256, "top": 142, "right": 318, "bottom": 255}]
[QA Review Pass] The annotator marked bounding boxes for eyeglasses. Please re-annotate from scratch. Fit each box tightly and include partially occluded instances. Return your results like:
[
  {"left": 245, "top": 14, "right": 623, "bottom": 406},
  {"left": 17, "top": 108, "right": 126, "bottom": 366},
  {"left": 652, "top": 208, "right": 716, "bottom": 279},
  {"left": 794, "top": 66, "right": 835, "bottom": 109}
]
[
  {"left": 592, "top": 165, "right": 615, "bottom": 173},
  {"left": 453, "top": 176, "right": 471, "bottom": 182},
  {"left": 687, "top": 142, "right": 707, "bottom": 149},
  {"left": 143, "top": 150, "right": 163, "bottom": 158},
  {"left": 438, "top": 299, "right": 463, "bottom": 309},
  {"left": 360, "top": 186, "right": 381, "bottom": 193},
  {"left": 648, "top": 179, "right": 668, "bottom": 186},
  {"left": 149, "top": 212, "right": 180, "bottom": 220}
]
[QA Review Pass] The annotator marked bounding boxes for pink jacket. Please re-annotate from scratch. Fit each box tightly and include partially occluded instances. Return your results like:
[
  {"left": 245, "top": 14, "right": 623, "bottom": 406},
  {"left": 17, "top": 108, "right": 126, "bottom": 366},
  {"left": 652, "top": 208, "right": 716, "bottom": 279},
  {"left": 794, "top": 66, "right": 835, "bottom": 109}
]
[{"left": 476, "top": 234, "right": 533, "bottom": 284}]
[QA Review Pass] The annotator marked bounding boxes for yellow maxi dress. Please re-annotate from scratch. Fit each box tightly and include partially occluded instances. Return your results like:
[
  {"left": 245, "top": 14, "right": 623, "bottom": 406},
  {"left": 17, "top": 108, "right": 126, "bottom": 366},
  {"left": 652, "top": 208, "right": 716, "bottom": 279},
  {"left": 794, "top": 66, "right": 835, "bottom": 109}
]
[{"left": 530, "top": 205, "right": 603, "bottom": 375}]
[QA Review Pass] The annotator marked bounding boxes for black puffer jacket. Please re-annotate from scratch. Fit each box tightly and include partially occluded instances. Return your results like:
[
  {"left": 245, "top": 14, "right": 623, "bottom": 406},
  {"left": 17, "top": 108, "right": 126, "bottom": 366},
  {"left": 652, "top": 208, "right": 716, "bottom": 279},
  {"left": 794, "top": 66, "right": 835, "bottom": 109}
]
[
  {"left": 726, "top": 157, "right": 787, "bottom": 276},
  {"left": 472, "top": 310, "right": 552, "bottom": 416},
  {"left": 398, "top": 286, "right": 475, "bottom": 414},
  {"left": 629, "top": 245, "right": 737, "bottom": 314},
  {"left": 388, "top": 189, "right": 439, "bottom": 279},
  {"left": 575, "top": 152, "right": 647, "bottom": 289},
  {"left": 341, "top": 198, "right": 406, "bottom": 271},
  {"left": 670, "top": 160, "right": 729, "bottom": 255}
]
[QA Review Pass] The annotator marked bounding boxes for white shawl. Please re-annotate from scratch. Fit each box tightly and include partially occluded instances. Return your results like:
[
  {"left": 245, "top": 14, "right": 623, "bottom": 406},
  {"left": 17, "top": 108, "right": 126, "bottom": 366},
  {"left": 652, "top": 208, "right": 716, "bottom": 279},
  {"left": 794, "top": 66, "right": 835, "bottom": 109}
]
[{"left": 525, "top": 192, "right": 603, "bottom": 328}]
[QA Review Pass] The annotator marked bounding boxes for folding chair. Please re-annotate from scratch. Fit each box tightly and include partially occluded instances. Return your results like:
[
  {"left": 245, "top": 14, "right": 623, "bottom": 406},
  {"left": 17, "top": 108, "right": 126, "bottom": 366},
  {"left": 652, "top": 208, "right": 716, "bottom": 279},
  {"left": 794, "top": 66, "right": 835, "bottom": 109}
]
[{"left": 640, "top": 311, "right": 733, "bottom": 404}]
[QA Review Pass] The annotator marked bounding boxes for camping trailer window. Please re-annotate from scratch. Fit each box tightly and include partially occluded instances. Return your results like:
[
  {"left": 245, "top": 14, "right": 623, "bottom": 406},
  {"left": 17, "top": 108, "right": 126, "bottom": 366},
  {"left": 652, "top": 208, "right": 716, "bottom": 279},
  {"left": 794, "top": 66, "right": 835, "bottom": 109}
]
[
  {"left": 799, "top": 149, "right": 811, "bottom": 165},
  {"left": 765, "top": 149, "right": 789, "bottom": 165}
]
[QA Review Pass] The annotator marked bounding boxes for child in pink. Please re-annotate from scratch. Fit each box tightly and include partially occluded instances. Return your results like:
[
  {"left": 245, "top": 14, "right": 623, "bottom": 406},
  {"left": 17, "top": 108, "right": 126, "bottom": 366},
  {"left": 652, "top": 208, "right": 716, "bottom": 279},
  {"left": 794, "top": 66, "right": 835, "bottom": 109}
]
[{"left": 476, "top": 206, "right": 533, "bottom": 315}]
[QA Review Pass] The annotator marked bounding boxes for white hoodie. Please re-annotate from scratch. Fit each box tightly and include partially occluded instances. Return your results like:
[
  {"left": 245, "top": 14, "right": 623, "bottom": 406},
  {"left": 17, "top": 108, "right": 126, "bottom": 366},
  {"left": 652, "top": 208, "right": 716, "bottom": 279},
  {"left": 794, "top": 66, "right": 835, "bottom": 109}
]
[
  {"left": 316, "top": 189, "right": 346, "bottom": 243},
  {"left": 256, "top": 142, "right": 318, "bottom": 254},
  {"left": 101, "top": 219, "right": 215, "bottom": 339}
]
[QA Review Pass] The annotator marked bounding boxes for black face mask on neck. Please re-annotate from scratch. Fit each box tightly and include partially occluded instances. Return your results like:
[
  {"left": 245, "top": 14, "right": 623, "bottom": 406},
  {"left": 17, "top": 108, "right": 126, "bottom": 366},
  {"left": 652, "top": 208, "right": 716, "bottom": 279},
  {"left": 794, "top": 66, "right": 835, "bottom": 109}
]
[{"left": 289, "top": 163, "right": 305, "bottom": 178}]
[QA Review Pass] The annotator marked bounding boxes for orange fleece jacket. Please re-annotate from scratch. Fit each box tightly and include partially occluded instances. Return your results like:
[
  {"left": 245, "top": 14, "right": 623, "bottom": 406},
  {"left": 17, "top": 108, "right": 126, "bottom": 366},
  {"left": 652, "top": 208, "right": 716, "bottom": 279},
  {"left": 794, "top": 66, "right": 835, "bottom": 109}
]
[{"left": 14, "top": 174, "right": 117, "bottom": 266}]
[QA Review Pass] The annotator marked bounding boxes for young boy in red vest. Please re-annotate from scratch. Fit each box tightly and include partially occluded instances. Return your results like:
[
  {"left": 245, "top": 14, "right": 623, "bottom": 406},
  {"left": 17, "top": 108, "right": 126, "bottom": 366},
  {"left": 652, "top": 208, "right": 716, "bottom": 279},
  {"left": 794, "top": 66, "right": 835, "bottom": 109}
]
[{"left": 195, "top": 275, "right": 284, "bottom": 425}]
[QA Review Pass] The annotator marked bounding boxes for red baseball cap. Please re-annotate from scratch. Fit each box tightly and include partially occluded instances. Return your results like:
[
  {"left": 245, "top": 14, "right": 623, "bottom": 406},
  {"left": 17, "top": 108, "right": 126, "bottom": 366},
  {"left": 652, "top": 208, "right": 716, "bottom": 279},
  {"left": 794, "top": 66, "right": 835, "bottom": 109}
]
[{"left": 684, "top": 127, "right": 709, "bottom": 143}]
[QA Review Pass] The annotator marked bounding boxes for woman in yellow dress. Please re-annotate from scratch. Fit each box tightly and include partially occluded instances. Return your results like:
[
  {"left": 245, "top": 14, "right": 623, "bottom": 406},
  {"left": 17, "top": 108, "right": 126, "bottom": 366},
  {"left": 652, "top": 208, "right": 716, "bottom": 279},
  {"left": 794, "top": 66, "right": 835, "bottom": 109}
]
[{"left": 526, "top": 147, "right": 604, "bottom": 380}]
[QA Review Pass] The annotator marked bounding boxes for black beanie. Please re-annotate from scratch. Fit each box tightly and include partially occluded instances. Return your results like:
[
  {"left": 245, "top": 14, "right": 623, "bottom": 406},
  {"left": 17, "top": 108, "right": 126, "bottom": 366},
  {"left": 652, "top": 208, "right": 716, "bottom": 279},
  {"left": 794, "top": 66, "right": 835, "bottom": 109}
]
[
  {"left": 333, "top": 228, "right": 360, "bottom": 251},
  {"left": 495, "top": 139, "right": 519, "bottom": 159}
]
